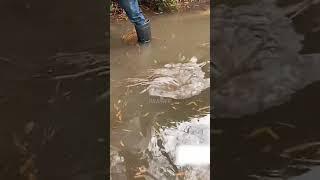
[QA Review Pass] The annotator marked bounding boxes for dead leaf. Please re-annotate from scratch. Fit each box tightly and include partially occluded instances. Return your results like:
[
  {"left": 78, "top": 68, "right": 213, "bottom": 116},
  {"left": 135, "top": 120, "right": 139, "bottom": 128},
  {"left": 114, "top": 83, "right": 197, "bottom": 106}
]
[
  {"left": 116, "top": 110, "right": 122, "bottom": 121},
  {"left": 134, "top": 175, "right": 145, "bottom": 178},
  {"left": 176, "top": 171, "right": 185, "bottom": 176},
  {"left": 198, "top": 106, "right": 209, "bottom": 111},
  {"left": 28, "top": 173, "right": 37, "bottom": 180},
  {"left": 248, "top": 127, "right": 280, "bottom": 140},
  {"left": 120, "top": 140, "right": 125, "bottom": 147},
  {"left": 20, "top": 158, "right": 34, "bottom": 175},
  {"left": 25, "top": 121, "right": 35, "bottom": 134},
  {"left": 143, "top": 113, "right": 150, "bottom": 117},
  {"left": 187, "top": 101, "right": 198, "bottom": 106},
  {"left": 113, "top": 103, "right": 119, "bottom": 111}
]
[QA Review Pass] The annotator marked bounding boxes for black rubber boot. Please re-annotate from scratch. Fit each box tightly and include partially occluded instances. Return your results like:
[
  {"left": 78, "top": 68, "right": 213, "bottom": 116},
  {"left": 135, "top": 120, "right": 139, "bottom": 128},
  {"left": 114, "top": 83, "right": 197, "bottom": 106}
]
[{"left": 135, "top": 19, "right": 151, "bottom": 44}]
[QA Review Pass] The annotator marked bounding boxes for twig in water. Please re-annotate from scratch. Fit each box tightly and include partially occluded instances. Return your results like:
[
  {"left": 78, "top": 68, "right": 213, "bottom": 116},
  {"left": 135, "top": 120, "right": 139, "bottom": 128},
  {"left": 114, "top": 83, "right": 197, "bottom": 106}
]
[
  {"left": 280, "top": 142, "right": 320, "bottom": 164},
  {"left": 0, "top": 57, "right": 16, "bottom": 65},
  {"left": 52, "top": 66, "right": 108, "bottom": 80},
  {"left": 284, "top": 0, "right": 320, "bottom": 19}
]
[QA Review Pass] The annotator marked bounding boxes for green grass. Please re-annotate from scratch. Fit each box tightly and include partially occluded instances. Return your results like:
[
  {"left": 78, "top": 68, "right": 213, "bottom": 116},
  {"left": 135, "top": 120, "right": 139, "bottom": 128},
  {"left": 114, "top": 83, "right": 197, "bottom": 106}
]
[{"left": 147, "top": 0, "right": 178, "bottom": 13}]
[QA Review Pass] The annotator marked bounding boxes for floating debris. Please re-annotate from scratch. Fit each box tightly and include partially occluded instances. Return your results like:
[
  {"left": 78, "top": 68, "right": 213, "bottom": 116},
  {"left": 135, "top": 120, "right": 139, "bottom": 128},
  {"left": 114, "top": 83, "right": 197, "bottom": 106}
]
[
  {"left": 281, "top": 142, "right": 320, "bottom": 164},
  {"left": 122, "top": 129, "right": 132, "bottom": 132},
  {"left": 116, "top": 110, "right": 123, "bottom": 121},
  {"left": 24, "top": 121, "right": 35, "bottom": 134},
  {"left": 155, "top": 122, "right": 161, "bottom": 127},
  {"left": 198, "top": 106, "right": 209, "bottom": 111},
  {"left": 120, "top": 140, "right": 125, "bottom": 147},
  {"left": 275, "top": 122, "right": 296, "bottom": 129},
  {"left": 139, "top": 132, "right": 144, "bottom": 137},
  {"left": 176, "top": 171, "right": 185, "bottom": 176},
  {"left": 187, "top": 101, "right": 198, "bottom": 106},
  {"left": 126, "top": 56, "right": 210, "bottom": 99},
  {"left": 143, "top": 112, "right": 150, "bottom": 117},
  {"left": 247, "top": 127, "right": 280, "bottom": 140},
  {"left": 213, "top": 1, "right": 320, "bottom": 118}
]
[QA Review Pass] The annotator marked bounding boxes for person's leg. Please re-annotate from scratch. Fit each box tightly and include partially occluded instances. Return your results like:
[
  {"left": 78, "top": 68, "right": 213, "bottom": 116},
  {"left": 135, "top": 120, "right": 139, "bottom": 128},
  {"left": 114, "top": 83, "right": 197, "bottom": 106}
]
[
  {"left": 118, "top": 0, "right": 146, "bottom": 26},
  {"left": 118, "top": 0, "right": 151, "bottom": 44}
]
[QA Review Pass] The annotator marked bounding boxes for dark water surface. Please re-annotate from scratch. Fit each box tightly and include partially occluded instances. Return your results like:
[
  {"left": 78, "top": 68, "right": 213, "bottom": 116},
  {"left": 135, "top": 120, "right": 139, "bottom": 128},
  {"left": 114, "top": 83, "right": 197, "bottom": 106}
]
[
  {"left": 0, "top": 1, "right": 108, "bottom": 180},
  {"left": 213, "top": 0, "right": 320, "bottom": 179}
]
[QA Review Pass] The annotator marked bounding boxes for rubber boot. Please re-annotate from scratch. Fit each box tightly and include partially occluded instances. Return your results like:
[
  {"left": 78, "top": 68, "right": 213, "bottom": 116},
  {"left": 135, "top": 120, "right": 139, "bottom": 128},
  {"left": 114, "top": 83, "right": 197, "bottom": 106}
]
[{"left": 135, "top": 19, "right": 151, "bottom": 44}]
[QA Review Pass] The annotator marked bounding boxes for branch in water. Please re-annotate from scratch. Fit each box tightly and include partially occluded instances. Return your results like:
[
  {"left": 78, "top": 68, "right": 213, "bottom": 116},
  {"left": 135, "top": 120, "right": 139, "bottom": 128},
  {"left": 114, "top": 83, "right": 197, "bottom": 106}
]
[
  {"left": 52, "top": 66, "right": 108, "bottom": 80},
  {"left": 284, "top": 0, "right": 320, "bottom": 19}
]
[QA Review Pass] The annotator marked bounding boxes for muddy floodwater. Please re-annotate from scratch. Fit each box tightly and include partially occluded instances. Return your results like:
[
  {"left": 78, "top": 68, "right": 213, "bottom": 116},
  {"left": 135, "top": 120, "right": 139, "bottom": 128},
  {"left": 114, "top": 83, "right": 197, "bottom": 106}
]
[{"left": 110, "top": 11, "right": 210, "bottom": 179}]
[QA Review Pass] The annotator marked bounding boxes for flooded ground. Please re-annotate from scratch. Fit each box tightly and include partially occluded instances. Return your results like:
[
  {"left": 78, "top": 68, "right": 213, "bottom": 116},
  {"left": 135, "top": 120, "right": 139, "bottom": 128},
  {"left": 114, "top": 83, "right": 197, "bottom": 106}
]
[
  {"left": 110, "top": 11, "right": 210, "bottom": 179},
  {"left": 213, "top": 0, "right": 320, "bottom": 179},
  {"left": 0, "top": 1, "right": 108, "bottom": 180}
]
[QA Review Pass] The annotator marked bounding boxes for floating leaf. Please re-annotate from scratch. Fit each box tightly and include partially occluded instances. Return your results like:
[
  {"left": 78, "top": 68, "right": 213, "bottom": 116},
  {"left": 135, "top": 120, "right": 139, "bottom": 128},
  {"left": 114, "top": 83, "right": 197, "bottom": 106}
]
[
  {"left": 120, "top": 140, "right": 125, "bottom": 147},
  {"left": 248, "top": 127, "right": 280, "bottom": 140},
  {"left": 25, "top": 121, "right": 35, "bottom": 134},
  {"left": 143, "top": 112, "right": 150, "bottom": 117},
  {"left": 187, "top": 101, "right": 198, "bottom": 106},
  {"left": 176, "top": 171, "right": 185, "bottom": 176},
  {"left": 198, "top": 106, "right": 209, "bottom": 111},
  {"left": 139, "top": 132, "right": 144, "bottom": 137}
]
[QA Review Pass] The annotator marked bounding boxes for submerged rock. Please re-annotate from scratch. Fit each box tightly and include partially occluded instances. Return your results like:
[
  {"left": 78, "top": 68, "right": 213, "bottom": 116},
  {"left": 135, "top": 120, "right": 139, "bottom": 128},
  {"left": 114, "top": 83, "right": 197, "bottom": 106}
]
[
  {"left": 213, "top": 0, "right": 320, "bottom": 118},
  {"left": 127, "top": 56, "right": 210, "bottom": 99},
  {"left": 146, "top": 114, "right": 210, "bottom": 180}
]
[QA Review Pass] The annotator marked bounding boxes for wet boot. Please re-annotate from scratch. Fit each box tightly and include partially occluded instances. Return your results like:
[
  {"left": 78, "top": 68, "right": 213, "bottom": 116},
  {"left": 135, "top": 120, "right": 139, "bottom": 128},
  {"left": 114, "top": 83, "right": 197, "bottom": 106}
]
[{"left": 135, "top": 19, "right": 151, "bottom": 45}]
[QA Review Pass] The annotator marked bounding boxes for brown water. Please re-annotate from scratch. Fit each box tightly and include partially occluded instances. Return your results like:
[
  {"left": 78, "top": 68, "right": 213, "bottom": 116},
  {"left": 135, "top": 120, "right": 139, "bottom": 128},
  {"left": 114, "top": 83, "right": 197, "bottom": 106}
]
[{"left": 110, "top": 11, "right": 210, "bottom": 179}]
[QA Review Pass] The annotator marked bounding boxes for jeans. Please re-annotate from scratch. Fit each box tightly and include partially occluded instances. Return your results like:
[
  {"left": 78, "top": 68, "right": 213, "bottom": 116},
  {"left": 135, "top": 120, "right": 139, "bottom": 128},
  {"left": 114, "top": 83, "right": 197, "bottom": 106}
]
[{"left": 118, "top": 0, "right": 147, "bottom": 27}]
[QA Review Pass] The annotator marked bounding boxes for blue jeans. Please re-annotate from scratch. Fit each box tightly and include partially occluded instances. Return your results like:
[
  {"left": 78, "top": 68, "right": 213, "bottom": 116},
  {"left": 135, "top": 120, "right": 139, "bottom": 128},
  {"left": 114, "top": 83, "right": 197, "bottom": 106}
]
[{"left": 118, "top": 0, "right": 147, "bottom": 27}]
